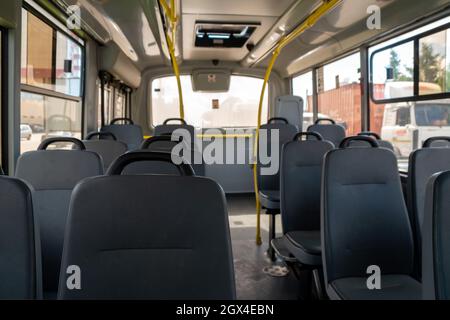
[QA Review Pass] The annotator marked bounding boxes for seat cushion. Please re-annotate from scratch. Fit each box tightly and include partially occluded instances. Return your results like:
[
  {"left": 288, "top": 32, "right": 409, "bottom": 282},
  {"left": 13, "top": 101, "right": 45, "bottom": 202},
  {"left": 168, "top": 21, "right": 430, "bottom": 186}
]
[
  {"left": 259, "top": 190, "right": 280, "bottom": 210},
  {"left": 328, "top": 275, "right": 422, "bottom": 300},
  {"left": 284, "top": 231, "right": 321, "bottom": 266}
]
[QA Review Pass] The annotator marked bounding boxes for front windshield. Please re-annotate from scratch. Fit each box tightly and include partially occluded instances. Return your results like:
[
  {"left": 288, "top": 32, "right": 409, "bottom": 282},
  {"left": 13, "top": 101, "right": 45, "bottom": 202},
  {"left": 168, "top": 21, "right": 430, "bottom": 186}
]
[{"left": 415, "top": 104, "right": 450, "bottom": 126}]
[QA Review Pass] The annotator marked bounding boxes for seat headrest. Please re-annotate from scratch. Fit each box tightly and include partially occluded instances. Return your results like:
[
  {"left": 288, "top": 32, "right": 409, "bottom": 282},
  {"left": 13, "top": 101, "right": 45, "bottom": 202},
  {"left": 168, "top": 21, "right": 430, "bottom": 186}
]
[
  {"left": 86, "top": 131, "right": 117, "bottom": 141},
  {"left": 107, "top": 151, "right": 194, "bottom": 176},
  {"left": 423, "top": 136, "right": 450, "bottom": 148},
  {"left": 307, "top": 120, "right": 346, "bottom": 148},
  {"left": 274, "top": 95, "right": 303, "bottom": 130}
]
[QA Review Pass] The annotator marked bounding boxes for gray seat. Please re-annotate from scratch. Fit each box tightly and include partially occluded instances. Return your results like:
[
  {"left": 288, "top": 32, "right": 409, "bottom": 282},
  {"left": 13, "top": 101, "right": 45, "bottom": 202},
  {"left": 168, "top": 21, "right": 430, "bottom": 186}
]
[
  {"left": 348, "top": 132, "right": 394, "bottom": 151},
  {"left": 154, "top": 118, "right": 196, "bottom": 140},
  {"left": 423, "top": 171, "right": 450, "bottom": 300},
  {"left": 123, "top": 135, "right": 205, "bottom": 176},
  {"left": 101, "top": 118, "right": 143, "bottom": 150},
  {"left": 307, "top": 118, "right": 346, "bottom": 148},
  {"left": 83, "top": 132, "right": 127, "bottom": 172},
  {"left": 322, "top": 136, "right": 421, "bottom": 300},
  {"left": 278, "top": 132, "right": 333, "bottom": 266},
  {"left": 58, "top": 152, "right": 235, "bottom": 299},
  {"left": 15, "top": 138, "right": 103, "bottom": 299},
  {"left": 274, "top": 95, "right": 304, "bottom": 131},
  {"left": 257, "top": 117, "right": 298, "bottom": 259},
  {"left": 408, "top": 136, "right": 450, "bottom": 278},
  {"left": 0, "top": 176, "right": 41, "bottom": 299},
  {"left": 258, "top": 118, "right": 298, "bottom": 210},
  {"left": 154, "top": 119, "right": 204, "bottom": 175}
]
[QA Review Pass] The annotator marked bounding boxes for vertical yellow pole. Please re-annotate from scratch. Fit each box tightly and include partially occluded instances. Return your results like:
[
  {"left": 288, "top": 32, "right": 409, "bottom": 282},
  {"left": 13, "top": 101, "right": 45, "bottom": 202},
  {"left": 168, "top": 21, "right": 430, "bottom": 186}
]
[
  {"left": 253, "top": 49, "right": 280, "bottom": 245},
  {"left": 253, "top": 0, "right": 342, "bottom": 245},
  {"left": 159, "top": 0, "right": 185, "bottom": 120}
]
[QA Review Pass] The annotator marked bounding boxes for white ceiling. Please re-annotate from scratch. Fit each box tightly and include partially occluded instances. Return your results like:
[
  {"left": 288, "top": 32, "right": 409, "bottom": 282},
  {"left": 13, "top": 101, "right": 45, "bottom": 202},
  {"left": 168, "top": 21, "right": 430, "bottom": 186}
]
[{"left": 181, "top": 0, "right": 296, "bottom": 61}]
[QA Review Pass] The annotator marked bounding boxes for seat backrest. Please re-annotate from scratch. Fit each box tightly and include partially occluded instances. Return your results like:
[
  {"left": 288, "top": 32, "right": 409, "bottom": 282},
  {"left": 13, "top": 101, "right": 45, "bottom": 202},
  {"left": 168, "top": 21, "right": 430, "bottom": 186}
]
[
  {"left": 123, "top": 135, "right": 204, "bottom": 176},
  {"left": 307, "top": 118, "right": 346, "bottom": 148},
  {"left": 281, "top": 132, "right": 333, "bottom": 233},
  {"left": 322, "top": 136, "right": 414, "bottom": 284},
  {"left": 15, "top": 138, "right": 103, "bottom": 296},
  {"left": 83, "top": 132, "right": 127, "bottom": 172},
  {"left": 274, "top": 95, "right": 303, "bottom": 131},
  {"left": 348, "top": 132, "right": 395, "bottom": 151},
  {"left": 154, "top": 118, "right": 196, "bottom": 140},
  {"left": 0, "top": 176, "right": 41, "bottom": 299},
  {"left": 258, "top": 118, "right": 298, "bottom": 191},
  {"left": 101, "top": 118, "right": 143, "bottom": 150},
  {"left": 423, "top": 171, "right": 450, "bottom": 300},
  {"left": 408, "top": 136, "right": 450, "bottom": 277},
  {"left": 58, "top": 152, "right": 235, "bottom": 299}
]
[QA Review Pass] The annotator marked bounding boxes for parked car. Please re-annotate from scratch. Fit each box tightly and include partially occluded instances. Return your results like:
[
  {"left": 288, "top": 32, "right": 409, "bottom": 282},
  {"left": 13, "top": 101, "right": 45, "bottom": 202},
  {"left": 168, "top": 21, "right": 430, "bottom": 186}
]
[{"left": 20, "top": 124, "right": 32, "bottom": 140}]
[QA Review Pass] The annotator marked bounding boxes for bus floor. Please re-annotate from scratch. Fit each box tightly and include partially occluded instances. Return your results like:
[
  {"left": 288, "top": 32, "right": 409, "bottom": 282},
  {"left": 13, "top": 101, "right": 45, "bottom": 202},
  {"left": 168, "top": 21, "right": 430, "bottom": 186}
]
[{"left": 226, "top": 194, "right": 299, "bottom": 300}]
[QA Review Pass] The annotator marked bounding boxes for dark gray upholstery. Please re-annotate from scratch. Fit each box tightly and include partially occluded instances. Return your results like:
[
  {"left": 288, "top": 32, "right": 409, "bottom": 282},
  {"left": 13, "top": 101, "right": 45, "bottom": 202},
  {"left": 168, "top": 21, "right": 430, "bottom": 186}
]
[
  {"left": 279, "top": 138, "right": 333, "bottom": 266},
  {"left": 423, "top": 171, "right": 450, "bottom": 300},
  {"left": 131, "top": 136, "right": 205, "bottom": 176},
  {"left": 58, "top": 175, "right": 235, "bottom": 299},
  {"left": 349, "top": 139, "right": 394, "bottom": 151},
  {"left": 258, "top": 122, "right": 298, "bottom": 209},
  {"left": 154, "top": 123, "right": 196, "bottom": 141},
  {"left": 101, "top": 124, "right": 143, "bottom": 150},
  {"left": 307, "top": 123, "right": 345, "bottom": 148},
  {"left": 16, "top": 150, "right": 103, "bottom": 297},
  {"left": 322, "top": 146, "right": 421, "bottom": 300},
  {"left": 408, "top": 146, "right": 450, "bottom": 278},
  {"left": 0, "top": 176, "right": 41, "bottom": 299},
  {"left": 329, "top": 275, "right": 422, "bottom": 300},
  {"left": 83, "top": 140, "right": 127, "bottom": 172}
]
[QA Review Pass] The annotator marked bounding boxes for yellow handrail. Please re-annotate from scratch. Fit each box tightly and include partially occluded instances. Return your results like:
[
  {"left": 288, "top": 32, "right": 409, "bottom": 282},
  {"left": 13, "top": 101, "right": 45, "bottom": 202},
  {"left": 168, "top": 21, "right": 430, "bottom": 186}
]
[
  {"left": 253, "top": 0, "right": 342, "bottom": 245},
  {"left": 158, "top": 0, "right": 185, "bottom": 120}
]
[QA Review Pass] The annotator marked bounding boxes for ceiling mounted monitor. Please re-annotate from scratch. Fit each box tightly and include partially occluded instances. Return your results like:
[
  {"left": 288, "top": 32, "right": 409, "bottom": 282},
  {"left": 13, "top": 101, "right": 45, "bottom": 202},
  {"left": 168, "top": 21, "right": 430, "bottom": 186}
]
[{"left": 195, "top": 21, "right": 260, "bottom": 48}]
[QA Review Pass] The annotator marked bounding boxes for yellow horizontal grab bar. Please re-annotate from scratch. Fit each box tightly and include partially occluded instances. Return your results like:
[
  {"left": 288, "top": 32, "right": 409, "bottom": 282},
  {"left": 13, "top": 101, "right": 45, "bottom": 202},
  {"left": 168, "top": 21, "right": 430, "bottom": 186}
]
[{"left": 253, "top": 0, "right": 343, "bottom": 246}]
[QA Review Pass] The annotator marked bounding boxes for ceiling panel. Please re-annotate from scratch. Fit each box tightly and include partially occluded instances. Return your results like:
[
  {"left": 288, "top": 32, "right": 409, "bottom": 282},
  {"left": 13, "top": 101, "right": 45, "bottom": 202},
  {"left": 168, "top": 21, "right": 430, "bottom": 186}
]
[
  {"left": 182, "top": 14, "right": 277, "bottom": 61},
  {"left": 182, "top": 0, "right": 296, "bottom": 17}
]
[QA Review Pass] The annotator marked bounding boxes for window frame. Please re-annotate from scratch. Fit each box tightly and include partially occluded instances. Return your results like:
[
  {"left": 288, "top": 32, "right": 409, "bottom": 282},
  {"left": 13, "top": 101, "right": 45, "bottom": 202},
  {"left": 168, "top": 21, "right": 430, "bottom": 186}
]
[
  {"left": 20, "top": 4, "right": 86, "bottom": 140},
  {"left": 369, "top": 22, "right": 450, "bottom": 104},
  {"left": 0, "top": 27, "right": 7, "bottom": 172}
]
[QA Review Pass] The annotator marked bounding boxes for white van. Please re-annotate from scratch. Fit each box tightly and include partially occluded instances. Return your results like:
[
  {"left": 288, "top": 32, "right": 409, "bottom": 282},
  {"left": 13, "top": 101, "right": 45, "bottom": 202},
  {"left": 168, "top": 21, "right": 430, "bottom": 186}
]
[
  {"left": 380, "top": 82, "right": 450, "bottom": 157},
  {"left": 381, "top": 101, "right": 450, "bottom": 157}
]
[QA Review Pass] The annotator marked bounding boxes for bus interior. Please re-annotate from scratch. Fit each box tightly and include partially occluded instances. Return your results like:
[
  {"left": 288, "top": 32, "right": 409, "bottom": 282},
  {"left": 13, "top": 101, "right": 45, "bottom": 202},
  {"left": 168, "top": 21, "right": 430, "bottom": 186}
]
[{"left": 0, "top": 0, "right": 450, "bottom": 303}]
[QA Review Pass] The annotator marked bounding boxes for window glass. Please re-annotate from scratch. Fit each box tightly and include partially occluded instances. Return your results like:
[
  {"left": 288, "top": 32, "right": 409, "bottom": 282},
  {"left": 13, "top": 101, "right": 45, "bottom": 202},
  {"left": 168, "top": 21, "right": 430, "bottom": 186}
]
[
  {"left": 316, "top": 53, "right": 361, "bottom": 136},
  {"left": 20, "top": 8, "right": 83, "bottom": 153},
  {"left": 419, "top": 29, "right": 449, "bottom": 95},
  {"left": 21, "top": 10, "right": 54, "bottom": 90},
  {"left": 20, "top": 92, "right": 82, "bottom": 153},
  {"left": 21, "top": 9, "right": 83, "bottom": 97},
  {"left": 55, "top": 31, "right": 82, "bottom": 96},
  {"left": 292, "top": 71, "right": 313, "bottom": 128},
  {"left": 371, "top": 41, "right": 415, "bottom": 100},
  {"left": 151, "top": 75, "right": 268, "bottom": 128}
]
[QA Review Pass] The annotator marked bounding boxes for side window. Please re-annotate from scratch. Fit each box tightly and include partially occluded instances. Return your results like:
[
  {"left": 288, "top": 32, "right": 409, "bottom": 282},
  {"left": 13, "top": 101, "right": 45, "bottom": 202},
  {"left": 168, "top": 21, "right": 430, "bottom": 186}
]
[
  {"left": 396, "top": 107, "right": 411, "bottom": 126},
  {"left": 316, "top": 52, "right": 361, "bottom": 136},
  {"left": 369, "top": 17, "right": 450, "bottom": 162},
  {"left": 20, "top": 8, "right": 84, "bottom": 153}
]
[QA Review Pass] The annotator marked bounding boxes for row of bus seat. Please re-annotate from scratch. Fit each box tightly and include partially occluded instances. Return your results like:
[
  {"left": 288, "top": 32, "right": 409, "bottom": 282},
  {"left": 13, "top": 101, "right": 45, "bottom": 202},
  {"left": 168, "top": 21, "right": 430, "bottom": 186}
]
[
  {"left": 272, "top": 130, "right": 450, "bottom": 300},
  {"left": 3, "top": 142, "right": 234, "bottom": 299},
  {"left": 15, "top": 129, "right": 207, "bottom": 299}
]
